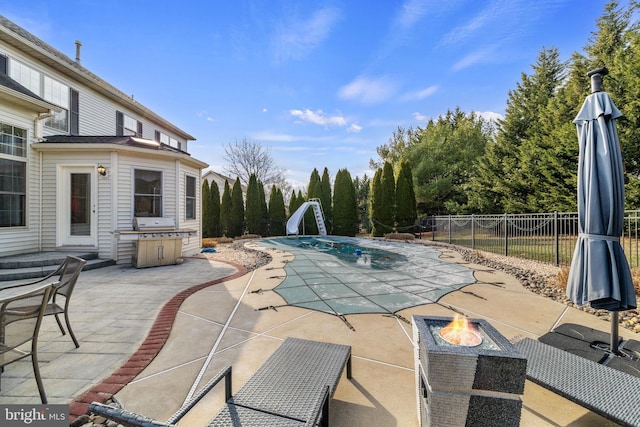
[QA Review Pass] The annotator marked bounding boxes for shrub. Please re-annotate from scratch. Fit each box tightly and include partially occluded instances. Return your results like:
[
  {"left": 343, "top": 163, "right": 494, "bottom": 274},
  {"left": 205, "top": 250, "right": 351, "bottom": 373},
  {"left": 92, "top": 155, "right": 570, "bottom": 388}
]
[{"left": 384, "top": 232, "right": 415, "bottom": 240}]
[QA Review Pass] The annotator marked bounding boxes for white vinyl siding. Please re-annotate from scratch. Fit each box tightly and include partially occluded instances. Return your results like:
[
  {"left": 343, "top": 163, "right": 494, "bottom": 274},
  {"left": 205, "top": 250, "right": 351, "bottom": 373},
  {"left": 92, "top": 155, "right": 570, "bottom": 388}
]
[
  {"left": 1, "top": 33, "right": 203, "bottom": 260},
  {"left": 0, "top": 107, "right": 40, "bottom": 256}
]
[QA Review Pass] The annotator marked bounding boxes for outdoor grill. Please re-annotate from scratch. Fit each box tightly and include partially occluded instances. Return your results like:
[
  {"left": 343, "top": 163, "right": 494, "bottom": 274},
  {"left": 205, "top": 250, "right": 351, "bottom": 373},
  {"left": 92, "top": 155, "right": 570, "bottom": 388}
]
[
  {"left": 116, "top": 217, "right": 196, "bottom": 268},
  {"left": 413, "top": 315, "right": 527, "bottom": 427}
]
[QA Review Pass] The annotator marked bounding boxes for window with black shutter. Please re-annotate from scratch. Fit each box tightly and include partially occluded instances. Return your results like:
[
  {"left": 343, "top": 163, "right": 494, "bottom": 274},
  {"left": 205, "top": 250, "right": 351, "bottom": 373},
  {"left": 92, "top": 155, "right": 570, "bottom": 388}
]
[
  {"left": 116, "top": 111, "right": 124, "bottom": 136},
  {"left": 70, "top": 89, "right": 79, "bottom": 135},
  {"left": 0, "top": 54, "right": 6, "bottom": 75}
]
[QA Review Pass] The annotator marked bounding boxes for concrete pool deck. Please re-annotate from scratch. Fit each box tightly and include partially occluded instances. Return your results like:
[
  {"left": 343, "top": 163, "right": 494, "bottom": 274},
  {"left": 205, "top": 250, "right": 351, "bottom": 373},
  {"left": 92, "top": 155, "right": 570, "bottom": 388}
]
[{"left": 1, "top": 240, "right": 635, "bottom": 426}]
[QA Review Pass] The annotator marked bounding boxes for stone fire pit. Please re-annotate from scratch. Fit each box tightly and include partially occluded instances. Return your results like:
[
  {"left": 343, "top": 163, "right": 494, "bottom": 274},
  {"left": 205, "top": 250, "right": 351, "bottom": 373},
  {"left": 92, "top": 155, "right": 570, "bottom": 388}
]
[{"left": 413, "top": 315, "right": 527, "bottom": 426}]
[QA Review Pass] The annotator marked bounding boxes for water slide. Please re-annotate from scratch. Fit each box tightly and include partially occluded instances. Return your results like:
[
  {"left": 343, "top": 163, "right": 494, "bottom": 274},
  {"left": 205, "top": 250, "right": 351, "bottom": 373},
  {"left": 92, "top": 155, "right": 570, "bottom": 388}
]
[{"left": 286, "top": 200, "right": 327, "bottom": 236}]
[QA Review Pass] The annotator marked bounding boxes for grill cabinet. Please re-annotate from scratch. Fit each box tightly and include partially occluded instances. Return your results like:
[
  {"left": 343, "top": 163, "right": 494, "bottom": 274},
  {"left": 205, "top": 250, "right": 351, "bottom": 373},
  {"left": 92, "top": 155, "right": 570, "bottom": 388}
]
[{"left": 117, "top": 218, "right": 196, "bottom": 268}]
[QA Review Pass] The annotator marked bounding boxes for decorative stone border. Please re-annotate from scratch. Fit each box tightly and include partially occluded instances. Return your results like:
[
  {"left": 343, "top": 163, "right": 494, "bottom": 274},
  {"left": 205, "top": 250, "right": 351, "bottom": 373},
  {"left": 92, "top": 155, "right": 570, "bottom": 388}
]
[{"left": 69, "top": 260, "right": 247, "bottom": 423}]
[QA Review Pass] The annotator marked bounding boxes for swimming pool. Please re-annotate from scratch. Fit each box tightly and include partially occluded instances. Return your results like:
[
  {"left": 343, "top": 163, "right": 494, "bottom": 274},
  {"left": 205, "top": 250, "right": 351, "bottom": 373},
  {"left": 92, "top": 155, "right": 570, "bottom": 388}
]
[{"left": 257, "top": 236, "right": 475, "bottom": 319}]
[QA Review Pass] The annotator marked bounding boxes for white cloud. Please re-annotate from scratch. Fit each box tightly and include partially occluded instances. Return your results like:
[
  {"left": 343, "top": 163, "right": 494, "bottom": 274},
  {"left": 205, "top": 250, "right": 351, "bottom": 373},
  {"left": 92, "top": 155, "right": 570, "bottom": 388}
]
[
  {"left": 413, "top": 112, "right": 428, "bottom": 122},
  {"left": 348, "top": 123, "right": 362, "bottom": 133},
  {"left": 476, "top": 111, "right": 503, "bottom": 122},
  {"left": 402, "top": 85, "right": 438, "bottom": 101},
  {"left": 262, "top": 108, "right": 268, "bottom": 113},
  {"left": 394, "top": 0, "right": 430, "bottom": 30},
  {"left": 338, "top": 75, "right": 397, "bottom": 105},
  {"left": 272, "top": 7, "right": 341, "bottom": 62},
  {"left": 290, "top": 109, "right": 347, "bottom": 127},
  {"left": 451, "top": 46, "right": 496, "bottom": 72}
]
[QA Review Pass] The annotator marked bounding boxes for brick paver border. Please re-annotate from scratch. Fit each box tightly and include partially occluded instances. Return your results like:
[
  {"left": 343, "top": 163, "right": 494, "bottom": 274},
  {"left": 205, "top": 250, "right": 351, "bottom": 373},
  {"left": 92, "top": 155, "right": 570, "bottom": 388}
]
[{"left": 69, "top": 260, "right": 247, "bottom": 423}]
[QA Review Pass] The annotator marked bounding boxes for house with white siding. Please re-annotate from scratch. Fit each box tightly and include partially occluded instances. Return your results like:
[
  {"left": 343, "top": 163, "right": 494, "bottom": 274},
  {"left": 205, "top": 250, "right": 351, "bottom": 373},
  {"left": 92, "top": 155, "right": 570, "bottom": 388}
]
[{"left": 0, "top": 15, "right": 208, "bottom": 263}]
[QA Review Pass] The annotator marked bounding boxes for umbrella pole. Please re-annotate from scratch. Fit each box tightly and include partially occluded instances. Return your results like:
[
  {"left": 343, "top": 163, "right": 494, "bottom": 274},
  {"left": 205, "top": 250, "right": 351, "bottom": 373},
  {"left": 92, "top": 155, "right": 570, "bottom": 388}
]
[{"left": 611, "top": 311, "right": 619, "bottom": 354}]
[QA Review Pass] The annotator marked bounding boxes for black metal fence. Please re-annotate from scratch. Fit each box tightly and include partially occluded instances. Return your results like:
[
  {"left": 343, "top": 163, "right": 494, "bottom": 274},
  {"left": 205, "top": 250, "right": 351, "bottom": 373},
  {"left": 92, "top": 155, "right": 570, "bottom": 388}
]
[{"left": 420, "top": 211, "right": 640, "bottom": 268}]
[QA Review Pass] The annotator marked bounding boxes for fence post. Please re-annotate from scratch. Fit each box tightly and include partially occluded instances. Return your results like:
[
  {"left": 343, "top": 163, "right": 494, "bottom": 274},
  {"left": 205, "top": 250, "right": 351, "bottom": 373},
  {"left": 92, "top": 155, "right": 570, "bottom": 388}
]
[
  {"left": 448, "top": 215, "right": 452, "bottom": 244},
  {"left": 471, "top": 214, "right": 475, "bottom": 249},
  {"left": 430, "top": 215, "right": 438, "bottom": 241},
  {"left": 554, "top": 211, "right": 559, "bottom": 267},
  {"left": 504, "top": 213, "right": 508, "bottom": 257}
]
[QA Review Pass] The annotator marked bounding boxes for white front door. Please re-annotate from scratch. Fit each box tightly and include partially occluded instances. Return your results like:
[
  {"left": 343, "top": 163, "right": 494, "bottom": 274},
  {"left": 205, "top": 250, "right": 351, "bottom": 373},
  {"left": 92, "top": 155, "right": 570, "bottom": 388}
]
[{"left": 59, "top": 166, "right": 97, "bottom": 246}]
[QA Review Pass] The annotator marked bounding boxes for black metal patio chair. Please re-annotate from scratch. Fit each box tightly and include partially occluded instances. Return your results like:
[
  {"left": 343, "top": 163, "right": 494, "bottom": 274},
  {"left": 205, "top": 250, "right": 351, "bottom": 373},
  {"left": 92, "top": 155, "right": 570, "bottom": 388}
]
[
  {"left": 8, "top": 256, "right": 87, "bottom": 348},
  {"left": 0, "top": 282, "right": 55, "bottom": 403}
]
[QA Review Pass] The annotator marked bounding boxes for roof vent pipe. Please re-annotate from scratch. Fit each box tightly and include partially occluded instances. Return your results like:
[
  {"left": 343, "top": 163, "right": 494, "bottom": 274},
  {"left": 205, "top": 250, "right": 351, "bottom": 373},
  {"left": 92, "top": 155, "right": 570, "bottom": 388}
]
[{"left": 74, "top": 40, "right": 82, "bottom": 64}]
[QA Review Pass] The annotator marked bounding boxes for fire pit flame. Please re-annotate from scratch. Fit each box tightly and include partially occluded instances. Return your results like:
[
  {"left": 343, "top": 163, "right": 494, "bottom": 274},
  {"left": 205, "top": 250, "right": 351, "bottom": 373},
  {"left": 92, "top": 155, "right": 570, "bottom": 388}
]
[{"left": 439, "top": 314, "right": 483, "bottom": 347}]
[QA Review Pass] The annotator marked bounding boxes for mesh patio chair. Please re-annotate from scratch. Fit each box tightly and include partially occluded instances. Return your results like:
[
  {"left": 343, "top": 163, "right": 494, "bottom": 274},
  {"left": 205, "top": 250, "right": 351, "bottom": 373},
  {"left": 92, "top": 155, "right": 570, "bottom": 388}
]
[
  {"left": 0, "top": 282, "right": 55, "bottom": 403},
  {"left": 2, "top": 256, "right": 87, "bottom": 348}
]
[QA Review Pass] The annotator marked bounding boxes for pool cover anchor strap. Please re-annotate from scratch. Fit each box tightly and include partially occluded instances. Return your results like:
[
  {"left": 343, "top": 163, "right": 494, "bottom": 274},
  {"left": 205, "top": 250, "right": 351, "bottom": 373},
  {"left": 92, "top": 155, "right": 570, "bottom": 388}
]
[
  {"left": 338, "top": 315, "right": 355, "bottom": 331},
  {"left": 383, "top": 313, "right": 410, "bottom": 324},
  {"left": 255, "top": 305, "right": 279, "bottom": 312}
]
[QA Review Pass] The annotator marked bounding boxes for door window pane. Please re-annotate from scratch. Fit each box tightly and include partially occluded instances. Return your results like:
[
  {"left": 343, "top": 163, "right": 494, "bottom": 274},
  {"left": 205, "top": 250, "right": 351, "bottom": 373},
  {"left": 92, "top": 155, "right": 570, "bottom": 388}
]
[{"left": 70, "top": 173, "right": 90, "bottom": 236}]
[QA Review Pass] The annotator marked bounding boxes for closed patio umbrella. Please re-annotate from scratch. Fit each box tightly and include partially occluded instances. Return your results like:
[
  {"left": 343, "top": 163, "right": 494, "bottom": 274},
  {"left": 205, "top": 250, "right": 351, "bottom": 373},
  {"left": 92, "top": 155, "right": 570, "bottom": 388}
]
[{"left": 567, "top": 67, "right": 637, "bottom": 354}]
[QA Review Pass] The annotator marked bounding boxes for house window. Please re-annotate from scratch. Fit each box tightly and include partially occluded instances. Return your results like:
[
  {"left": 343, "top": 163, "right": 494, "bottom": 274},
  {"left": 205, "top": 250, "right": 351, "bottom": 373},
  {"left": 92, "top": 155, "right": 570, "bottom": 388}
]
[
  {"left": 8, "top": 60, "right": 70, "bottom": 132},
  {"left": 156, "top": 131, "right": 181, "bottom": 150},
  {"left": 117, "top": 111, "right": 142, "bottom": 137},
  {"left": 0, "top": 123, "right": 26, "bottom": 157},
  {"left": 186, "top": 175, "right": 196, "bottom": 220},
  {"left": 8, "top": 60, "right": 41, "bottom": 94},
  {"left": 134, "top": 169, "right": 162, "bottom": 217},
  {"left": 0, "top": 123, "right": 27, "bottom": 227}
]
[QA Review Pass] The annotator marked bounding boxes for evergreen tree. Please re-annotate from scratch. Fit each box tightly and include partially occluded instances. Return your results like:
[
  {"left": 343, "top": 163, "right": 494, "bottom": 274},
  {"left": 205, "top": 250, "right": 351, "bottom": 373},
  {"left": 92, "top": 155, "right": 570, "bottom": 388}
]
[
  {"left": 370, "top": 168, "right": 384, "bottom": 236},
  {"left": 320, "top": 168, "right": 333, "bottom": 234},
  {"left": 332, "top": 169, "right": 358, "bottom": 236},
  {"left": 289, "top": 190, "right": 299, "bottom": 219},
  {"left": 257, "top": 179, "right": 268, "bottom": 236},
  {"left": 202, "top": 180, "right": 212, "bottom": 238},
  {"left": 245, "top": 174, "right": 261, "bottom": 235},
  {"left": 210, "top": 180, "right": 221, "bottom": 237},
  {"left": 467, "top": 49, "right": 564, "bottom": 213},
  {"left": 220, "top": 180, "right": 232, "bottom": 237},
  {"left": 229, "top": 177, "right": 245, "bottom": 237},
  {"left": 268, "top": 185, "right": 286, "bottom": 236},
  {"left": 305, "top": 168, "right": 322, "bottom": 234},
  {"left": 395, "top": 162, "right": 417, "bottom": 232},
  {"left": 354, "top": 174, "right": 371, "bottom": 234},
  {"left": 376, "top": 161, "right": 396, "bottom": 234},
  {"left": 287, "top": 190, "right": 304, "bottom": 234},
  {"left": 603, "top": 0, "right": 640, "bottom": 206}
]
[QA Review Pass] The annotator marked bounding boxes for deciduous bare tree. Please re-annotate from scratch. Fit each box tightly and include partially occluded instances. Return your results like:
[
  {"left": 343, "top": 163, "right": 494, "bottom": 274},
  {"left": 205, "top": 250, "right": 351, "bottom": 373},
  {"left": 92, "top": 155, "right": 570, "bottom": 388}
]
[{"left": 223, "top": 138, "right": 290, "bottom": 195}]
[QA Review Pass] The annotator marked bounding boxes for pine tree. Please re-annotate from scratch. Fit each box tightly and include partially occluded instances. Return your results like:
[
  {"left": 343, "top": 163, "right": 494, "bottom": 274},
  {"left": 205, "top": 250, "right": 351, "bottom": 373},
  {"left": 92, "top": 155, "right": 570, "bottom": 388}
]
[
  {"left": 220, "top": 180, "right": 232, "bottom": 237},
  {"left": 245, "top": 174, "right": 261, "bottom": 235},
  {"left": 202, "top": 180, "right": 212, "bottom": 238},
  {"left": 354, "top": 174, "right": 371, "bottom": 234},
  {"left": 320, "top": 168, "right": 333, "bottom": 234},
  {"left": 229, "top": 177, "right": 245, "bottom": 237},
  {"left": 305, "top": 169, "right": 322, "bottom": 234},
  {"left": 395, "top": 162, "right": 417, "bottom": 232},
  {"left": 257, "top": 179, "right": 268, "bottom": 236},
  {"left": 370, "top": 168, "right": 384, "bottom": 236},
  {"left": 378, "top": 161, "right": 396, "bottom": 234},
  {"left": 268, "top": 185, "right": 286, "bottom": 236},
  {"left": 467, "top": 49, "right": 564, "bottom": 213},
  {"left": 333, "top": 169, "right": 358, "bottom": 236},
  {"left": 210, "top": 180, "right": 221, "bottom": 237}
]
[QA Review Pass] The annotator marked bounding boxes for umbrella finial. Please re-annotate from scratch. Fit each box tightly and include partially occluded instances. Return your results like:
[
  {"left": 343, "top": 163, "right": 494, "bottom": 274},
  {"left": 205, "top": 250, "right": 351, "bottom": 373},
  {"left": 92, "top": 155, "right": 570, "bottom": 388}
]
[{"left": 588, "top": 67, "right": 609, "bottom": 93}]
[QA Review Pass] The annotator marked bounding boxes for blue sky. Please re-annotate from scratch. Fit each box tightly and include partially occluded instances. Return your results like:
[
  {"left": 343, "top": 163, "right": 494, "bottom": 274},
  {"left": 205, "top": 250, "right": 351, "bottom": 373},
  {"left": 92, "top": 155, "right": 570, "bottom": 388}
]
[{"left": 3, "top": 1, "right": 616, "bottom": 190}]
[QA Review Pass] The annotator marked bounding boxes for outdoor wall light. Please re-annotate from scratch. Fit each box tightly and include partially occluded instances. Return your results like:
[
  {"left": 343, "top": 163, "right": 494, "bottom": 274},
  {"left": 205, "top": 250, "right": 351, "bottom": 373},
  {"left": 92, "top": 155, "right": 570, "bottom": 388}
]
[{"left": 97, "top": 165, "right": 107, "bottom": 176}]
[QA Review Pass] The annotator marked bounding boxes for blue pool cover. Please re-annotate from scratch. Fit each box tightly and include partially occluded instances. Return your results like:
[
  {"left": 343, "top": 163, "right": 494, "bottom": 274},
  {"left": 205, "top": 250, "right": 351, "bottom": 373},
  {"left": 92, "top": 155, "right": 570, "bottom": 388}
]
[{"left": 257, "top": 237, "right": 475, "bottom": 316}]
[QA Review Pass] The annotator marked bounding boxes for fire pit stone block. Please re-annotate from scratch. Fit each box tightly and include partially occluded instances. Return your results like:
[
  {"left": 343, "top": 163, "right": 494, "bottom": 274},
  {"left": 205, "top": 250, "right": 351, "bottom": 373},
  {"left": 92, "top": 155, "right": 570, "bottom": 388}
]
[{"left": 413, "top": 315, "right": 527, "bottom": 427}]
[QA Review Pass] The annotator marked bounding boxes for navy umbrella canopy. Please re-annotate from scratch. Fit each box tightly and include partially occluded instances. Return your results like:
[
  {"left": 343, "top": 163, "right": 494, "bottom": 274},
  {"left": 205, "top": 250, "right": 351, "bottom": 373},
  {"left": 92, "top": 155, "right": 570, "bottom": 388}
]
[{"left": 567, "top": 68, "right": 636, "bottom": 351}]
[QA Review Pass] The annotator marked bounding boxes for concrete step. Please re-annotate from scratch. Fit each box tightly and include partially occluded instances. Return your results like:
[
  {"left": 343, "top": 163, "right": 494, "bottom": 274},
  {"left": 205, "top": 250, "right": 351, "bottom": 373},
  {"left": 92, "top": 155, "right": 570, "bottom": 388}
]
[{"left": 0, "top": 253, "right": 115, "bottom": 281}]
